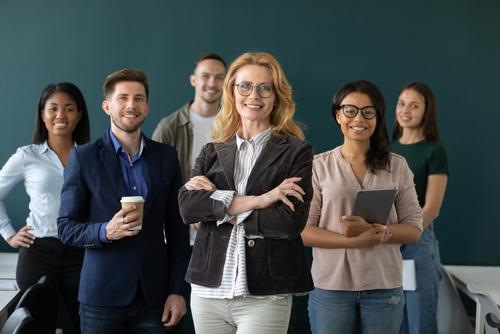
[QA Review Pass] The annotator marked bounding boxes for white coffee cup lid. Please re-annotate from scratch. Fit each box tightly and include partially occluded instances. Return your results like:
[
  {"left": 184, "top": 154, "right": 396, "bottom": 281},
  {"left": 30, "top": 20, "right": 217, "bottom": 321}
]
[{"left": 120, "top": 196, "right": 144, "bottom": 203}]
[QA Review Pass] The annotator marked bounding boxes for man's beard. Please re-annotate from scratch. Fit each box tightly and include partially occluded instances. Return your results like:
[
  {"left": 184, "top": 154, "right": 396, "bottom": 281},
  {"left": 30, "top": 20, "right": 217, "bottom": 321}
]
[
  {"left": 111, "top": 116, "right": 144, "bottom": 134},
  {"left": 201, "top": 91, "right": 221, "bottom": 105}
]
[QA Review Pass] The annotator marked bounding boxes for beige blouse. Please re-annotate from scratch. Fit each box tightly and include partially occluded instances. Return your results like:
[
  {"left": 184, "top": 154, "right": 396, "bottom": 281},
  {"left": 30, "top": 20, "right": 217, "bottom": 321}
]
[{"left": 306, "top": 147, "right": 423, "bottom": 291}]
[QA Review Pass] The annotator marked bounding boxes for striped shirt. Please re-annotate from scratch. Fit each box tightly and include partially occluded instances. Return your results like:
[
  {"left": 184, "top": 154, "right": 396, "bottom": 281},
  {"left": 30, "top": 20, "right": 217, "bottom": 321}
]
[{"left": 191, "top": 128, "right": 272, "bottom": 299}]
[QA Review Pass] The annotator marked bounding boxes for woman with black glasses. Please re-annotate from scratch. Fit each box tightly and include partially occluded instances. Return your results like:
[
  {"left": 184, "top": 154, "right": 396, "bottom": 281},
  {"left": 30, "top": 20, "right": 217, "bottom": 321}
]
[
  {"left": 302, "top": 80, "right": 422, "bottom": 334},
  {"left": 178, "top": 51, "right": 313, "bottom": 334}
]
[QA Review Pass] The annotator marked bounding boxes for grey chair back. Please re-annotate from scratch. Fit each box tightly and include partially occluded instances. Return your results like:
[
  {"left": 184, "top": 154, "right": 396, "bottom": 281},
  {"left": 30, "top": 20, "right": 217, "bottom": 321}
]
[
  {"left": 0, "top": 307, "right": 33, "bottom": 334},
  {"left": 14, "top": 275, "right": 49, "bottom": 333}
]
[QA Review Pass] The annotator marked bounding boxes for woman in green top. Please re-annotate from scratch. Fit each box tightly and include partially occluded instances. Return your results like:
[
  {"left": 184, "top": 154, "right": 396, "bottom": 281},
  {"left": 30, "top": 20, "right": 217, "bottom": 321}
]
[{"left": 390, "top": 82, "right": 448, "bottom": 334}]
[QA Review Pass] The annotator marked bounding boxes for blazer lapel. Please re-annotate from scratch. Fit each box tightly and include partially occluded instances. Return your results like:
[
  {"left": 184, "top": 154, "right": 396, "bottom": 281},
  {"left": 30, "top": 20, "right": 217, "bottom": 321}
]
[
  {"left": 215, "top": 139, "right": 236, "bottom": 190},
  {"left": 99, "top": 134, "right": 128, "bottom": 200},
  {"left": 143, "top": 139, "right": 159, "bottom": 214},
  {"left": 247, "top": 134, "right": 289, "bottom": 188}
]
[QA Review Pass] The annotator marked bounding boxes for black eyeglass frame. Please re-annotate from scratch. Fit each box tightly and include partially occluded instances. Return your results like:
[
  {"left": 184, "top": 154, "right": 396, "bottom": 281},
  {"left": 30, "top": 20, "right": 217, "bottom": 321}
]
[{"left": 338, "top": 104, "right": 377, "bottom": 120}]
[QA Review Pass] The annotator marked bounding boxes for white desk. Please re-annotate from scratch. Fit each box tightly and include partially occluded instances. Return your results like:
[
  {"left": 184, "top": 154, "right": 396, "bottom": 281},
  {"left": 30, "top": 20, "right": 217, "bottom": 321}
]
[
  {"left": 0, "top": 252, "right": 19, "bottom": 327},
  {"left": 0, "top": 288, "right": 20, "bottom": 326},
  {"left": 445, "top": 266, "right": 500, "bottom": 306},
  {"left": 445, "top": 265, "right": 500, "bottom": 334},
  {"left": 0, "top": 252, "right": 18, "bottom": 280}
]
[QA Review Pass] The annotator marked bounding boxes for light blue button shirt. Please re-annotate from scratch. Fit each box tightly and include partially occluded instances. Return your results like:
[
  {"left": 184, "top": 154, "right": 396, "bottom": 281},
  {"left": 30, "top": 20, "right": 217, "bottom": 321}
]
[{"left": 0, "top": 142, "right": 67, "bottom": 240}]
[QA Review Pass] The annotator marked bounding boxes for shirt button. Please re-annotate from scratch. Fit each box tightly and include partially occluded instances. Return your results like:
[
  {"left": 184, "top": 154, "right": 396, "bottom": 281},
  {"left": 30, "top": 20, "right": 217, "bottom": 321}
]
[
  {"left": 133, "top": 186, "right": 137, "bottom": 190},
  {"left": 247, "top": 240, "right": 255, "bottom": 247}
]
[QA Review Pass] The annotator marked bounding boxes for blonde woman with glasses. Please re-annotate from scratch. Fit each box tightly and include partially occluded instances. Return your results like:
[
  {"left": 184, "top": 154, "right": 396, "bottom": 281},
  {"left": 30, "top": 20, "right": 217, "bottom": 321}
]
[{"left": 178, "top": 52, "right": 313, "bottom": 334}]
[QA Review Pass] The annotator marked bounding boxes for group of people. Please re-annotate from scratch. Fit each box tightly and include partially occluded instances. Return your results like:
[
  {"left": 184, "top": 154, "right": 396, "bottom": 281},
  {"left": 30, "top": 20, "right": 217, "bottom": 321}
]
[{"left": 0, "top": 51, "right": 448, "bottom": 334}]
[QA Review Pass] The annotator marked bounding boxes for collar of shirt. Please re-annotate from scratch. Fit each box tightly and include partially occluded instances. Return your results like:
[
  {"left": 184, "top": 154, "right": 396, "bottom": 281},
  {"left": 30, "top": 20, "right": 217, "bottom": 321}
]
[
  {"left": 39, "top": 140, "right": 78, "bottom": 154},
  {"left": 39, "top": 141, "right": 50, "bottom": 154},
  {"left": 235, "top": 128, "right": 272, "bottom": 151},
  {"left": 109, "top": 129, "right": 146, "bottom": 162}
]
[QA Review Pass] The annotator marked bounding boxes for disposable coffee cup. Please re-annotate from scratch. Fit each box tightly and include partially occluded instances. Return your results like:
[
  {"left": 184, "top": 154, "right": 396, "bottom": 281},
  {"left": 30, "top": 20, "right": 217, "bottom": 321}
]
[{"left": 120, "top": 196, "right": 145, "bottom": 231}]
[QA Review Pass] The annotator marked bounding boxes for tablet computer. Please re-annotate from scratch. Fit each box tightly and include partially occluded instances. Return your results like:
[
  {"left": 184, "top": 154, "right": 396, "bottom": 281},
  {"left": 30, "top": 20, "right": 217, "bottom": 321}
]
[{"left": 351, "top": 188, "right": 397, "bottom": 224}]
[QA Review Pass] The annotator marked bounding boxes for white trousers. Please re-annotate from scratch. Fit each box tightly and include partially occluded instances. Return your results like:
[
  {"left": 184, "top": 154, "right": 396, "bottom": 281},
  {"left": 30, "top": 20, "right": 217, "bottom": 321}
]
[{"left": 190, "top": 294, "right": 292, "bottom": 334}]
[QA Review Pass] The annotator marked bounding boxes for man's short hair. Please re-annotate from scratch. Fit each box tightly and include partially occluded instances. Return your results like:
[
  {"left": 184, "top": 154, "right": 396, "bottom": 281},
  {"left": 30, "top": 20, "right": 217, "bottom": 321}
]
[
  {"left": 103, "top": 69, "right": 149, "bottom": 99},
  {"left": 193, "top": 53, "right": 226, "bottom": 72}
]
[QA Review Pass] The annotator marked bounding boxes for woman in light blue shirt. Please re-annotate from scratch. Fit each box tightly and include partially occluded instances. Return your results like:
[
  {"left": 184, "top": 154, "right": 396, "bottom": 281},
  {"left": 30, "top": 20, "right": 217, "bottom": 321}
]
[{"left": 0, "top": 82, "right": 90, "bottom": 333}]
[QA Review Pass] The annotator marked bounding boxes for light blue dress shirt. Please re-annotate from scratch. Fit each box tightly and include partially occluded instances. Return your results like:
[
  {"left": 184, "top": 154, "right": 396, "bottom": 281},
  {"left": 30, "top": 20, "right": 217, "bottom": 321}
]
[
  {"left": 97, "top": 130, "right": 150, "bottom": 243},
  {"left": 0, "top": 142, "right": 66, "bottom": 240}
]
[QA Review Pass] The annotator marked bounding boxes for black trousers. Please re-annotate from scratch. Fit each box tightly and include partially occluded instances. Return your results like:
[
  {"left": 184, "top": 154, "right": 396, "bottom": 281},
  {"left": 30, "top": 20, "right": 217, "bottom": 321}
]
[{"left": 16, "top": 237, "right": 84, "bottom": 334}]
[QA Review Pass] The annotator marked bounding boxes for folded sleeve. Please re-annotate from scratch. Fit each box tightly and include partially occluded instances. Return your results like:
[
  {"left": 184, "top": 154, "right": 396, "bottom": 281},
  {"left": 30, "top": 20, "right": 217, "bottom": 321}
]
[
  {"left": 244, "top": 141, "right": 313, "bottom": 239},
  {"left": 178, "top": 143, "right": 231, "bottom": 224}
]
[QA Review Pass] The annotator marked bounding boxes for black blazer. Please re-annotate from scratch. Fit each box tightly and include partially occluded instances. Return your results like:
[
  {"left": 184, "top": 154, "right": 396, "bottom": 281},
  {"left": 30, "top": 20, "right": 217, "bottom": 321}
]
[
  {"left": 178, "top": 133, "right": 314, "bottom": 295},
  {"left": 58, "top": 132, "right": 190, "bottom": 306}
]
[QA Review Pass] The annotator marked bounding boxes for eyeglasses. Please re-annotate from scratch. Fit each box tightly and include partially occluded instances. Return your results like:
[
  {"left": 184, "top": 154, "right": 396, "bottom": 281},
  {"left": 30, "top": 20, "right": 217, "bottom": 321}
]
[
  {"left": 339, "top": 104, "right": 377, "bottom": 120},
  {"left": 234, "top": 82, "right": 274, "bottom": 98}
]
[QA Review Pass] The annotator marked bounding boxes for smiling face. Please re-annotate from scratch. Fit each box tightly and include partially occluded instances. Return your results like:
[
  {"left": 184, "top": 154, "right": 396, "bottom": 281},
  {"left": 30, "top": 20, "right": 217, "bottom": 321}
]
[
  {"left": 396, "top": 88, "right": 425, "bottom": 130},
  {"left": 190, "top": 59, "right": 226, "bottom": 104},
  {"left": 41, "top": 92, "right": 82, "bottom": 140},
  {"left": 102, "top": 81, "right": 149, "bottom": 135},
  {"left": 336, "top": 92, "right": 377, "bottom": 143},
  {"left": 233, "top": 64, "right": 276, "bottom": 128}
]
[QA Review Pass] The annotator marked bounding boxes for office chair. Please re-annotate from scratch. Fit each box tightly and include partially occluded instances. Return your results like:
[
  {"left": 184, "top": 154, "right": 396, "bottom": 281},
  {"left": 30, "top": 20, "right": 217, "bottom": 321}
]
[
  {"left": 466, "top": 283, "right": 500, "bottom": 334},
  {"left": 15, "top": 275, "right": 49, "bottom": 310},
  {"left": 486, "top": 313, "right": 500, "bottom": 332},
  {"left": 0, "top": 307, "right": 33, "bottom": 334},
  {"left": 436, "top": 267, "right": 474, "bottom": 334},
  {"left": 14, "top": 275, "right": 49, "bottom": 333}
]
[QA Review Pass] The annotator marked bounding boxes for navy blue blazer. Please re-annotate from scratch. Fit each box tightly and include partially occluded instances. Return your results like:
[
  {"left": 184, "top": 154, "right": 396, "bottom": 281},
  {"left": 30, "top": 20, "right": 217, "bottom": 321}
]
[{"left": 58, "top": 131, "right": 190, "bottom": 307}]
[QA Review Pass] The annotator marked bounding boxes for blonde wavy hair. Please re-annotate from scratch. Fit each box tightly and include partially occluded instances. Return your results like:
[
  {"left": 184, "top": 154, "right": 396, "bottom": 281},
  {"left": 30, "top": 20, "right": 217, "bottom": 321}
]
[{"left": 211, "top": 52, "right": 304, "bottom": 142}]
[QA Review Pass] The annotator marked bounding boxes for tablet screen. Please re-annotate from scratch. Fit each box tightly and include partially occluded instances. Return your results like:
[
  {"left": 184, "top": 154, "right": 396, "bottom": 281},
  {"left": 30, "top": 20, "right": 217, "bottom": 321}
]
[{"left": 351, "top": 188, "right": 397, "bottom": 224}]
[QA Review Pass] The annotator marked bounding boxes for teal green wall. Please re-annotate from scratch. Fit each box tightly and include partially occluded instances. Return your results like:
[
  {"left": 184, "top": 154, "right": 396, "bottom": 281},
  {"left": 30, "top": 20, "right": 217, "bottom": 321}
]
[{"left": 1, "top": 0, "right": 499, "bottom": 331}]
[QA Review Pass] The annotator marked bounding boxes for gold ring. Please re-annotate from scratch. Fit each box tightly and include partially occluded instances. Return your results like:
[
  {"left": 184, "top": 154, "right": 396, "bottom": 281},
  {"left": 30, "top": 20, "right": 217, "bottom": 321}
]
[{"left": 122, "top": 217, "right": 125, "bottom": 224}]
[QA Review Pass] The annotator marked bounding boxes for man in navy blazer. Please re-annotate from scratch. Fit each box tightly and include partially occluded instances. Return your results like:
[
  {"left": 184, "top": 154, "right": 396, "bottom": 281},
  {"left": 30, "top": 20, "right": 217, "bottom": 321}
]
[{"left": 58, "top": 69, "right": 190, "bottom": 333}]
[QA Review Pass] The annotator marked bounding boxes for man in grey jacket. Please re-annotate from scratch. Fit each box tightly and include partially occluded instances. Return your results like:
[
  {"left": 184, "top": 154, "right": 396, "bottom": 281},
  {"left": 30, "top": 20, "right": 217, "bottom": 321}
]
[{"left": 152, "top": 53, "right": 226, "bottom": 186}]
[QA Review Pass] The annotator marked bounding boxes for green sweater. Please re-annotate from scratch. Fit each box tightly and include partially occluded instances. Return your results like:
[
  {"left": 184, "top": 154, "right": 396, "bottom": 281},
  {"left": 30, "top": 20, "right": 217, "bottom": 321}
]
[{"left": 389, "top": 140, "right": 448, "bottom": 208}]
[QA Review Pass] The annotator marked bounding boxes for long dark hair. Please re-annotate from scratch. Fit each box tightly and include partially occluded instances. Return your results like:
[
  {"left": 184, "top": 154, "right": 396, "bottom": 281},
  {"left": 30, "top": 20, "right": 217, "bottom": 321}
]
[
  {"left": 392, "top": 82, "right": 440, "bottom": 141},
  {"left": 332, "top": 80, "right": 390, "bottom": 172},
  {"left": 33, "top": 82, "right": 90, "bottom": 145}
]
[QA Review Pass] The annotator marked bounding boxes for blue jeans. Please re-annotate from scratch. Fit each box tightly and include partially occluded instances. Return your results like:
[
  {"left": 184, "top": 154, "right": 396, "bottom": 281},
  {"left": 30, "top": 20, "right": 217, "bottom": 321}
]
[
  {"left": 400, "top": 228, "right": 442, "bottom": 334},
  {"left": 308, "top": 287, "right": 405, "bottom": 334},
  {"left": 80, "top": 292, "right": 164, "bottom": 334}
]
